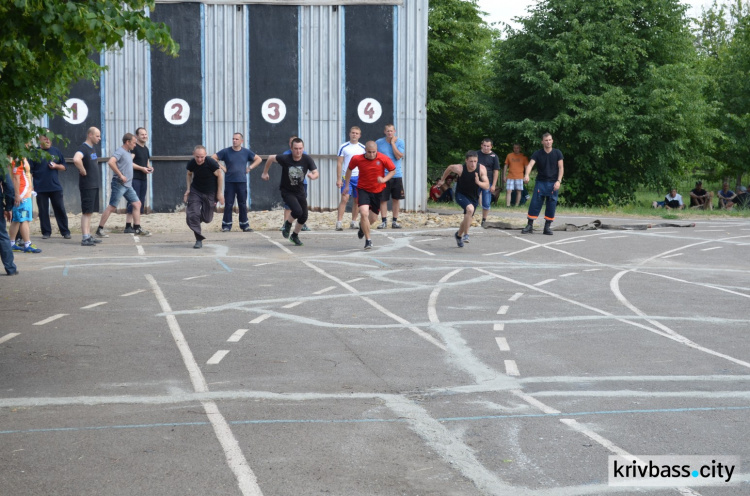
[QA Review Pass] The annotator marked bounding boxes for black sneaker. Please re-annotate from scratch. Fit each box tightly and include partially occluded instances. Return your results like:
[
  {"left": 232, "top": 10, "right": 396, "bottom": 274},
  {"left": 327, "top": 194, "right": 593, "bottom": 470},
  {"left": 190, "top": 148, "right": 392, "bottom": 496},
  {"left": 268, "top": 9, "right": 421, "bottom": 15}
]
[
  {"left": 357, "top": 227, "right": 364, "bottom": 239},
  {"left": 95, "top": 228, "right": 109, "bottom": 238},
  {"left": 81, "top": 238, "right": 96, "bottom": 246},
  {"left": 42, "top": 234, "right": 50, "bottom": 239},
  {"left": 91, "top": 237, "right": 102, "bottom": 244},
  {"left": 455, "top": 231, "right": 464, "bottom": 248},
  {"left": 123, "top": 226, "right": 135, "bottom": 234},
  {"left": 377, "top": 220, "right": 387, "bottom": 229},
  {"left": 281, "top": 221, "right": 291, "bottom": 239},
  {"left": 193, "top": 240, "right": 202, "bottom": 249},
  {"left": 364, "top": 239, "right": 373, "bottom": 250},
  {"left": 134, "top": 227, "right": 151, "bottom": 237},
  {"left": 242, "top": 226, "right": 254, "bottom": 232},
  {"left": 392, "top": 221, "right": 402, "bottom": 229},
  {"left": 481, "top": 219, "right": 486, "bottom": 227},
  {"left": 63, "top": 234, "right": 71, "bottom": 239},
  {"left": 290, "top": 233, "right": 303, "bottom": 246}
]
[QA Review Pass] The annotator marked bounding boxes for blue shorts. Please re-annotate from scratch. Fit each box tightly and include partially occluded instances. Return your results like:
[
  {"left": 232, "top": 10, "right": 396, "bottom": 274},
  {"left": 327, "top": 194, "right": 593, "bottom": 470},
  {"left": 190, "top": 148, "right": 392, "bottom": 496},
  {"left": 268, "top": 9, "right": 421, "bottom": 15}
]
[
  {"left": 478, "top": 188, "right": 492, "bottom": 210},
  {"left": 341, "top": 177, "right": 359, "bottom": 197},
  {"left": 455, "top": 191, "right": 478, "bottom": 215},
  {"left": 12, "top": 197, "right": 33, "bottom": 223},
  {"left": 109, "top": 180, "right": 140, "bottom": 208},
  {"left": 506, "top": 179, "right": 524, "bottom": 191}
]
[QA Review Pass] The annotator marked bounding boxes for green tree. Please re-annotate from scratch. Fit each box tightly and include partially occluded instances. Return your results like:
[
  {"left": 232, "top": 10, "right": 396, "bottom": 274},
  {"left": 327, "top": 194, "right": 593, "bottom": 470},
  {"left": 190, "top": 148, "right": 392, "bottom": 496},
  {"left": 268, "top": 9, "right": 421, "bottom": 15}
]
[
  {"left": 0, "top": 0, "right": 177, "bottom": 170},
  {"left": 427, "top": 0, "right": 496, "bottom": 178},
  {"left": 490, "top": 0, "right": 716, "bottom": 205}
]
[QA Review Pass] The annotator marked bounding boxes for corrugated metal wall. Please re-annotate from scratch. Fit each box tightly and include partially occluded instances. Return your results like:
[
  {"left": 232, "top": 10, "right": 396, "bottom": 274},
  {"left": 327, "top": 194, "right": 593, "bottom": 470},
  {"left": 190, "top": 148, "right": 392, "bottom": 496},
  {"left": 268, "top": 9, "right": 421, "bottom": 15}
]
[{"left": 299, "top": 5, "right": 342, "bottom": 211}]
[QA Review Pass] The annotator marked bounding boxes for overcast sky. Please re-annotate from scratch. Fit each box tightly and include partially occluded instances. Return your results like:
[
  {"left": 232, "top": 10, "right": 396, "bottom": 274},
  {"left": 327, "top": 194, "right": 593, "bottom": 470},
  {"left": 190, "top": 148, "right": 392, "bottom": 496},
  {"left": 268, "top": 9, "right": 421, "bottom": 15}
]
[{"left": 476, "top": 0, "right": 724, "bottom": 30}]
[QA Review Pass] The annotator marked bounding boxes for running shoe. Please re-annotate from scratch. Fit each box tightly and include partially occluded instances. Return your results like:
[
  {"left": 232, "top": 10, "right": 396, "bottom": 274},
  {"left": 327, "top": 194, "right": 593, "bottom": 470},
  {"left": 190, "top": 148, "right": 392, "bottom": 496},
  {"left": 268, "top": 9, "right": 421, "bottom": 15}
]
[
  {"left": 357, "top": 227, "right": 364, "bottom": 239},
  {"left": 364, "top": 239, "right": 373, "bottom": 250},
  {"left": 335, "top": 221, "right": 343, "bottom": 231},
  {"left": 123, "top": 226, "right": 135, "bottom": 234},
  {"left": 462, "top": 234, "right": 470, "bottom": 243},
  {"left": 376, "top": 220, "right": 387, "bottom": 229},
  {"left": 301, "top": 225, "right": 310, "bottom": 232},
  {"left": 281, "top": 221, "right": 291, "bottom": 239},
  {"left": 81, "top": 238, "right": 96, "bottom": 247},
  {"left": 95, "top": 228, "right": 109, "bottom": 238},
  {"left": 455, "top": 231, "right": 464, "bottom": 248},
  {"left": 11, "top": 243, "right": 23, "bottom": 252},
  {"left": 290, "top": 233, "right": 303, "bottom": 246},
  {"left": 23, "top": 244, "right": 42, "bottom": 253},
  {"left": 349, "top": 221, "right": 359, "bottom": 229},
  {"left": 134, "top": 227, "right": 151, "bottom": 237},
  {"left": 392, "top": 221, "right": 402, "bottom": 229}
]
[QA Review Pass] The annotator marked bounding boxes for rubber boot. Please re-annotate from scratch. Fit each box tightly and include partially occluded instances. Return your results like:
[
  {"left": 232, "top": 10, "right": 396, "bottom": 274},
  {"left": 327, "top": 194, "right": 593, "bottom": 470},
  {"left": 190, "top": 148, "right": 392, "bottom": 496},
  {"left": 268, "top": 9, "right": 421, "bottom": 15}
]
[
  {"left": 543, "top": 220, "right": 553, "bottom": 235},
  {"left": 521, "top": 219, "right": 534, "bottom": 234}
]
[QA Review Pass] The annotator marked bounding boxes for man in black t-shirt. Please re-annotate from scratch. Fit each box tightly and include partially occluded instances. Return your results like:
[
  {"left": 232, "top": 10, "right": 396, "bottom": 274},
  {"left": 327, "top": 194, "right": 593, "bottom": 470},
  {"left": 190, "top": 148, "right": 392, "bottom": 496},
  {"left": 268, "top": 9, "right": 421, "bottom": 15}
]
[
  {"left": 72, "top": 127, "right": 102, "bottom": 246},
  {"left": 689, "top": 181, "right": 713, "bottom": 210},
  {"left": 262, "top": 138, "right": 319, "bottom": 246},
  {"left": 475, "top": 138, "right": 500, "bottom": 226},
  {"left": 521, "top": 133, "right": 564, "bottom": 235},
  {"left": 125, "top": 127, "right": 153, "bottom": 232},
  {"left": 184, "top": 145, "right": 225, "bottom": 249}
]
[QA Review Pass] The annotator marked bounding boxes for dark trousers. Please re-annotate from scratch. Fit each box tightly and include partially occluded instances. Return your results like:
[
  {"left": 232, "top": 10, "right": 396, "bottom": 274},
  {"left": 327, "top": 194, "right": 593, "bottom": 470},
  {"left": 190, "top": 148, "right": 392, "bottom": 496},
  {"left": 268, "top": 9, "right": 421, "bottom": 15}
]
[
  {"left": 36, "top": 190, "right": 70, "bottom": 237},
  {"left": 126, "top": 178, "right": 147, "bottom": 215},
  {"left": 186, "top": 189, "right": 216, "bottom": 241},
  {"left": 222, "top": 182, "right": 249, "bottom": 230},
  {"left": 281, "top": 190, "right": 308, "bottom": 225},
  {"left": 0, "top": 211, "right": 17, "bottom": 274},
  {"left": 527, "top": 181, "right": 559, "bottom": 222}
]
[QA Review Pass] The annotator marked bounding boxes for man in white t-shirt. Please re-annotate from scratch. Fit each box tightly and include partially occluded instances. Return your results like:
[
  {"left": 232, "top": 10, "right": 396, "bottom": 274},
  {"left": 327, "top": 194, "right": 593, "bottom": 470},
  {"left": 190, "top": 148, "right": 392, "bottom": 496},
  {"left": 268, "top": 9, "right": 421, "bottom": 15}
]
[{"left": 335, "top": 126, "right": 366, "bottom": 230}]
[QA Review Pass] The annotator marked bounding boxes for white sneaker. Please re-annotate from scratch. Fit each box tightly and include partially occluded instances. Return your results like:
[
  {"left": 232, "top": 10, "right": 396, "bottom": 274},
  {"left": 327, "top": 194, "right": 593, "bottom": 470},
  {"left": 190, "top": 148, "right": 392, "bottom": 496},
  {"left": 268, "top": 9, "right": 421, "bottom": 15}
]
[
  {"left": 335, "top": 221, "right": 343, "bottom": 231},
  {"left": 350, "top": 221, "right": 359, "bottom": 229}
]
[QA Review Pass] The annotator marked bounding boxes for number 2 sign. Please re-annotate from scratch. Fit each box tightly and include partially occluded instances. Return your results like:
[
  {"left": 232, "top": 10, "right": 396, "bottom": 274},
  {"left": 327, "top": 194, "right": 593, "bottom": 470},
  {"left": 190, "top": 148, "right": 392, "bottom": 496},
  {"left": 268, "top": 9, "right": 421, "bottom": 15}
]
[
  {"left": 164, "top": 98, "right": 190, "bottom": 125},
  {"left": 357, "top": 98, "right": 382, "bottom": 124}
]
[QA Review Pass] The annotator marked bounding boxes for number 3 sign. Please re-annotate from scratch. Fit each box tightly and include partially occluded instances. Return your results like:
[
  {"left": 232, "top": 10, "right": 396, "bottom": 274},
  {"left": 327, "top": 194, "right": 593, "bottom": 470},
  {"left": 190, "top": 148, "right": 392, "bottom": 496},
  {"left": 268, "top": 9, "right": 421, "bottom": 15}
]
[
  {"left": 357, "top": 98, "right": 382, "bottom": 124},
  {"left": 262, "top": 98, "right": 287, "bottom": 124},
  {"left": 164, "top": 98, "right": 190, "bottom": 125}
]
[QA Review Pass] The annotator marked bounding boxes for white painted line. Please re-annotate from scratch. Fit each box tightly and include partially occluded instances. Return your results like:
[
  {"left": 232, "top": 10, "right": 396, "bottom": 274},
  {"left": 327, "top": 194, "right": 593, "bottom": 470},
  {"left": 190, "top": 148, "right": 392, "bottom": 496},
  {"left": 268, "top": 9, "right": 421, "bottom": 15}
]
[
  {"left": 33, "top": 314, "right": 67, "bottom": 326},
  {"left": 207, "top": 350, "right": 230, "bottom": 365},
  {"left": 600, "top": 235, "right": 627, "bottom": 240},
  {"left": 695, "top": 230, "right": 725, "bottom": 232},
  {"left": 495, "top": 337, "right": 510, "bottom": 351},
  {"left": 560, "top": 419, "right": 638, "bottom": 460},
  {"left": 249, "top": 314, "right": 271, "bottom": 324},
  {"left": 510, "top": 390, "right": 560, "bottom": 414},
  {"left": 0, "top": 333, "right": 20, "bottom": 345},
  {"left": 336, "top": 248, "right": 362, "bottom": 253},
  {"left": 584, "top": 268, "right": 600, "bottom": 272},
  {"left": 497, "top": 305, "right": 509, "bottom": 315},
  {"left": 121, "top": 289, "right": 146, "bottom": 296},
  {"left": 559, "top": 272, "right": 578, "bottom": 277},
  {"left": 81, "top": 302, "right": 107, "bottom": 310},
  {"left": 228, "top": 329, "right": 248, "bottom": 343},
  {"left": 282, "top": 301, "right": 303, "bottom": 309},
  {"left": 493, "top": 323, "right": 505, "bottom": 331},
  {"left": 253, "top": 262, "right": 277, "bottom": 267},
  {"left": 555, "top": 239, "right": 586, "bottom": 245},
  {"left": 508, "top": 292, "right": 523, "bottom": 302},
  {"left": 534, "top": 279, "right": 556, "bottom": 286},
  {"left": 413, "top": 238, "right": 439, "bottom": 243},
  {"left": 136, "top": 245, "right": 145, "bottom": 255},
  {"left": 504, "top": 360, "right": 520, "bottom": 376},
  {"left": 483, "top": 251, "right": 507, "bottom": 256},
  {"left": 313, "top": 286, "right": 336, "bottom": 295},
  {"left": 406, "top": 244, "right": 435, "bottom": 256},
  {"left": 184, "top": 275, "right": 209, "bottom": 281},
  {"left": 661, "top": 253, "right": 683, "bottom": 258},
  {"left": 345, "top": 278, "right": 364, "bottom": 283},
  {"left": 701, "top": 246, "right": 722, "bottom": 251},
  {"left": 133, "top": 236, "right": 140, "bottom": 242}
]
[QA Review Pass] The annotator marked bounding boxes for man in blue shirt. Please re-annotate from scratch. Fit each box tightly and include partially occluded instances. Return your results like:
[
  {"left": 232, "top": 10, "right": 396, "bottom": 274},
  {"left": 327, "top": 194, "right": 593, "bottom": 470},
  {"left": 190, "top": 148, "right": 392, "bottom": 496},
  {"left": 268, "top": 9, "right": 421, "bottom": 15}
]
[
  {"left": 376, "top": 124, "right": 405, "bottom": 229},
  {"left": 28, "top": 132, "right": 71, "bottom": 239},
  {"left": 212, "top": 133, "right": 262, "bottom": 232}
]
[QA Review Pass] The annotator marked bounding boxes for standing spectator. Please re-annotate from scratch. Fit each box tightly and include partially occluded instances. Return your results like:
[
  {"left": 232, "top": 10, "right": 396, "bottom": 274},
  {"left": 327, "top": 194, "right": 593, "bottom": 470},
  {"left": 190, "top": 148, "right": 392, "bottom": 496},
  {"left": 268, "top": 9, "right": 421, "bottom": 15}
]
[
  {"left": 503, "top": 143, "right": 529, "bottom": 207},
  {"left": 96, "top": 133, "right": 150, "bottom": 238},
  {"left": 72, "top": 127, "right": 103, "bottom": 246},
  {"left": 8, "top": 157, "right": 41, "bottom": 253},
  {"left": 0, "top": 169, "right": 18, "bottom": 274},
  {"left": 28, "top": 132, "right": 71, "bottom": 239},
  {"left": 344, "top": 141, "right": 396, "bottom": 250},
  {"left": 376, "top": 124, "right": 405, "bottom": 229},
  {"left": 125, "top": 127, "right": 153, "bottom": 233},
  {"left": 664, "top": 188, "right": 685, "bottom": 210},
  {"left": 335, "top": 126, "right": 366, "bottom": 231},
  {"left": 717, "top": 182, "right": 736, "bottom": 209},
  {"left": 435, "top": 151, "right": 489, "bottom": 248},
  {"left": 262, "top": 138, "right": 319, "bottom": 246},
  {"left": 185, "top": 146, "right": 224, "bottom": 249},
  {"left": 521, "top": 133, "right": 564, "bottom": 235},
  {"left": 475, "top": 138, "right": 500, "bottom": 226},
  {"left": 212, "top": 133, "right": 262, "bottom": 232},
  {"left": 689, "top": 181, "right": 713, "bottom": 210}
]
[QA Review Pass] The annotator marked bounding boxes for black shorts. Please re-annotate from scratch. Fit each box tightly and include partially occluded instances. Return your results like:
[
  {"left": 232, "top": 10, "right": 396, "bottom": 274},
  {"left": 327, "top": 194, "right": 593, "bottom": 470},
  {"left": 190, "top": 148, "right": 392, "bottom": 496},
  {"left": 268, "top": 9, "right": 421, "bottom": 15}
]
[
  {"left": 381, "top": 177, "right": 404, "bottom": 201},
  {"left": 80, "top": 188, "right": 100, "bottom": 214},
  {"left": 357, "top": 189, "right": 382, "bottom": 215}
]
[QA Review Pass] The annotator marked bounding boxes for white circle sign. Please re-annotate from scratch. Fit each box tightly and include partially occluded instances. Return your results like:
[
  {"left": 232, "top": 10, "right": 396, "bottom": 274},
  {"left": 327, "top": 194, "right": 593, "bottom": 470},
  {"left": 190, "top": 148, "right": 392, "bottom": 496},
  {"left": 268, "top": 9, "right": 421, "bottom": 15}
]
[
  {"left": 164, "top": 98, "right": 190, "bottom": 125},
  {"left": 63, "top": 98, "right": 88, "bottom": 125},
  {"left": 357, "top": 98, "right": 382, "bottom": 124},
  {"left": 262, "top": 98, "right": 287, "bottom": 124}
]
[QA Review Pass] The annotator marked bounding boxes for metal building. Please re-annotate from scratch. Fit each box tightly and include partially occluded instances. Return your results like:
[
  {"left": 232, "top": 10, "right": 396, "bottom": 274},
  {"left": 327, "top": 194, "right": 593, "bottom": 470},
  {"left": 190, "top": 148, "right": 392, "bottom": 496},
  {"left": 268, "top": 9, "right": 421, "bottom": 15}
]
[{"left": 51, "top": 0, "right": 427, "bottom": 213}]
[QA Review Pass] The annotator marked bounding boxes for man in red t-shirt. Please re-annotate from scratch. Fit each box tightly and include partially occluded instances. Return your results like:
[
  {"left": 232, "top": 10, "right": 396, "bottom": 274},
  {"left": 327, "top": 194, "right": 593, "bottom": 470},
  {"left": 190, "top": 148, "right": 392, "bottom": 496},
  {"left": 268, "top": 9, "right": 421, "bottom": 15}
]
[{"left": 344, "top": 141, "right": 396, "bottom": 250}]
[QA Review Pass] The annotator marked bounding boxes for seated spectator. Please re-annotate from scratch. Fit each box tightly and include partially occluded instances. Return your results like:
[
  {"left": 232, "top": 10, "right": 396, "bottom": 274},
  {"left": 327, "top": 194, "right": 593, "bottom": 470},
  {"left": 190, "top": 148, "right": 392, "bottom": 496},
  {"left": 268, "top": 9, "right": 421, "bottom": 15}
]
[
  {"left": 664, "top": 188, "right": 684, "bottom": 210},
  {"left": 430, "top": 175, "right": 455, "bottom": 203},
  {"left": 732, "top": 186, "right": 749, "bottom": 209},
  {"left": 717, "top": 182, "right": 736, "bottom": 209},
  {"left": 689, "top": 181, "right": 712, "bottom": 210}
]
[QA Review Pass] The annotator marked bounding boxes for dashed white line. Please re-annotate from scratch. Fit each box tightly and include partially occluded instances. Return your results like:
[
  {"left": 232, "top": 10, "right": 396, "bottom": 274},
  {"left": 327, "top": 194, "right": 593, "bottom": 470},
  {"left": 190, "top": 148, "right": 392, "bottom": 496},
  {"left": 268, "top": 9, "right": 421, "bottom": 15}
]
[
  {"left": 313, "top": 286, "right": 336, "bottom": 295},
  {"left": 510, "top": 390, "right": 561, "bottom": 414},
  {"left": 559, "top": 272, "right": 578, "bottom": 277},
  {"left": 662, "top": 253, "right": 683, "bottom": 258},
  {"left": 584, "top": 268, "right": 601, "bottom": 272},
  {"left": 406, "top": 244, "right": 435, "bottom": 256},
  {"left": 121, "top": 289, "right": 146, "bottom": 296},
  {"left": 534, "top": 279, "right": 556, "bottom": 286},
  {"left": 493, "top": 323, "right": 505, "bottom": 331},
  {"left": 33, "top": 314, "right": 67, "bottom": 326},
  {"left": 345, "top": 278, "right": 364, "bottom": 283},
  {"left": 184, "top": 275, "right": 209, "bottom": 281},
  {"left": 253, "top": 262, "right": 277, "bottom": 267},
  {"left": 282, "top": 301, "right": 303, "bottom": 309},
  {"left": 509, "top": 292, "right": 523, "bottom": 301},
  {"left": 600, "top": 235, "right": 628, "bottom": 240},
  {"left": 555, "top": 239, "right": 586, "bottom": 245},
  {"left": 81, "top": 302, "right": 107, "bottom": 310},
  {"left": 133, "top": 236, "right": 141, "bottom": 243},
  {"left": 249, "top": 314, "right": 271, "bottom": 324},
  {"left": 701, "top": 246, "right": 722, "bottom": 251},
  {"left": 136, "top": 245, "right": 145, "bottom": 255},
  {"left": 695, "top": 230, "right": 725, "bottom": 232},
  {"left": 559, "top": 419, "right": 637, "bottom": 460},
  {"left": 497, "top": 305, "right": 509, "bottom": 315},
  {"left": 495, "top": 337, "right": 510, "bottom": 351},
  {"left": 227, "top": 329, "right": 248, "bottom": 343},
  {"left": 0, "top": 333, "right": 20, "bottom": 345},
  {"left": 483, "top": 251, "right": 507, "bottom": 256},
  {"left": 207, "top": 350, "right": 230, "bottom": 365},
  {"left": 413, "top": 238, "right": 439, "bottom": 243},
  {"left": 504, "top": 360, "right": 520, "bottom": 376}
]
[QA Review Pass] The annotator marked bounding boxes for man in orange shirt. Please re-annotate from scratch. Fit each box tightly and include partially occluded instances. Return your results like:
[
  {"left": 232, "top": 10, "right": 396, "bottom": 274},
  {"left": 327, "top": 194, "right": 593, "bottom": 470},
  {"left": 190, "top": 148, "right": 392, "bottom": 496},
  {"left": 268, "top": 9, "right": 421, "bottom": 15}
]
[
  {"left": 504, "top": 144, "right": 529, "bottom": 207},
  {"left": 9, "top": 157, "right": 42, "bottom": 253}
]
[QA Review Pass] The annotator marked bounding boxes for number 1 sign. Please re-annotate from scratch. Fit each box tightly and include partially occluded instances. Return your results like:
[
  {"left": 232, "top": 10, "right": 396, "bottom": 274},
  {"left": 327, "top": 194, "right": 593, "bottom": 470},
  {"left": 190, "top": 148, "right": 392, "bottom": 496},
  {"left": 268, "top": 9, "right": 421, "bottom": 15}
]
[{"left": 63, "top": 98, "right": 89, "bottom": 125}]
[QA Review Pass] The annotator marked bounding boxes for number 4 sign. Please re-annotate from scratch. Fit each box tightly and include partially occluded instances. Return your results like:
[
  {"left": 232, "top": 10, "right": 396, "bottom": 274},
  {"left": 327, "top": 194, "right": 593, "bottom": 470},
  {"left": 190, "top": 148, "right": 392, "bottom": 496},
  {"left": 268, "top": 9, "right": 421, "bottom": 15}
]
[
  {"left": 357, "top": 98, "right": 382, "bottom": 124},
  {"left": 164, "top": 98, "right": 190, "bottom": 125}
]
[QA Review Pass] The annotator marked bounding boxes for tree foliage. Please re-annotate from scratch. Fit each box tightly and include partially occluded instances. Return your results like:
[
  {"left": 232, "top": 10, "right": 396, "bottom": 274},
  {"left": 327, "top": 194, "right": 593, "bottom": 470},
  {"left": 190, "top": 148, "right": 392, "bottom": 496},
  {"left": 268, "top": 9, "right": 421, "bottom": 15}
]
[
  {"left": 0, "top": 0, "right": 177, "bottom": 170},
  {"left": 427, "top": 0, "right": 496, "bottom": 177},
  {"left": 489, "top": 0, "right": 716, "bottom": 205}
]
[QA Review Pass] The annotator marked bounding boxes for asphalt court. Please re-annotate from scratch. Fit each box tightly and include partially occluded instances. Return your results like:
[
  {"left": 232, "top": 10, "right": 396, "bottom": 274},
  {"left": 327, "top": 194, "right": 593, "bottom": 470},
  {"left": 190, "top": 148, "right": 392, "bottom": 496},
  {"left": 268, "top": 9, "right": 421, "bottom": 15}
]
[{"left": 1, "top": 215, "right": 749, "bottom": 495}]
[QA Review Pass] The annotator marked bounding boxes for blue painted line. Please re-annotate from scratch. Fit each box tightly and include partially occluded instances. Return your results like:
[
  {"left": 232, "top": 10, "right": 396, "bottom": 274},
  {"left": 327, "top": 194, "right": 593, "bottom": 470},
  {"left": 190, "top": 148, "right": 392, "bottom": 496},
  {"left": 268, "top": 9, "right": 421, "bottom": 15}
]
[
  {"left": 369, "top": 257, "right": 389, "bottom": 267},
  {"left": 62, "top": 262, "right": 70, "bottom": 276},
  {"left": 216, "top": 259, "right": 231, "bottom": 273},
  {"left": 3, "top": 405, "right": 749, "bottom": 436}
]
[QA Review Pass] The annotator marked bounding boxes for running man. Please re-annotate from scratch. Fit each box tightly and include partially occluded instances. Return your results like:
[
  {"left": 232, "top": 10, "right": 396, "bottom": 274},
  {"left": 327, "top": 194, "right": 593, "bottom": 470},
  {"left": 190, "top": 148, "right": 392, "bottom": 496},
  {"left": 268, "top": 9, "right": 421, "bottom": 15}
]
[
  {"left": 184, "top": 146, "right": 225, "bottom": 249},
  {"left": 335, "top": 126, "right": 365, "bottom": 230}
]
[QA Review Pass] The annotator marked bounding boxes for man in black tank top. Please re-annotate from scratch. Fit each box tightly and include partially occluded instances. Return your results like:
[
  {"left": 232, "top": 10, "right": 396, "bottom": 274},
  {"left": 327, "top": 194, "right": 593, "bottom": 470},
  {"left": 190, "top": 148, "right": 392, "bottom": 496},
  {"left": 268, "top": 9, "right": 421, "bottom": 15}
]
[{"left": 436, "top": 151, "right": 489, "bottom": 248}]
